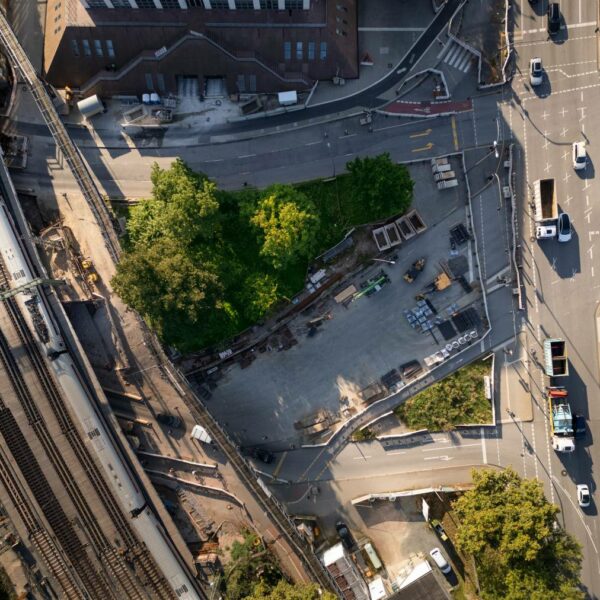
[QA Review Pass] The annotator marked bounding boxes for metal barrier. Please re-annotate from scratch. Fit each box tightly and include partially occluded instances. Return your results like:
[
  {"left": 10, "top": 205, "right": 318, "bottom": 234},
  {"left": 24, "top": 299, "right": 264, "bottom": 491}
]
[{"left": 0, "top": 12, "right": 120, "bottom": 263}]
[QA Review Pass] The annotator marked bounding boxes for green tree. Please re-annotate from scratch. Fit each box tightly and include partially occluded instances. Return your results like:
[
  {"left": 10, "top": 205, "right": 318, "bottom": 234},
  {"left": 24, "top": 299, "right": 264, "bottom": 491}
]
[
  {"left": 250, "top": 185, "right": 320, "bottom": 270},
  {"left": 111, "top": 238, "right": 239, "bottom": 351},
  {"left": 346, "top": 153, "right": 413, "bottom": 222},
  {"left": 453, "top": 468, "right": 583, "bottom": 600},
  {"left": 127, "top": 159, "right": 219, "bottom": 247},
  {"left": 244, "top": 580, "right": 337, "bottom": 600},
  {"left": 237, "top": 273, "right": 280, "bottom": 323}
]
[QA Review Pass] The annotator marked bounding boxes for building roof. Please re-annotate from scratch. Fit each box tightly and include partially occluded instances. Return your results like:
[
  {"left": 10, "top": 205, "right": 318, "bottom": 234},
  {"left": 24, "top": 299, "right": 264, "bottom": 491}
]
[
  {"left": 368, "top": 576, "right": 386, "bottom": 600},
  {"left": 321, "top": 542, "right": 346, "bottom": 566}
]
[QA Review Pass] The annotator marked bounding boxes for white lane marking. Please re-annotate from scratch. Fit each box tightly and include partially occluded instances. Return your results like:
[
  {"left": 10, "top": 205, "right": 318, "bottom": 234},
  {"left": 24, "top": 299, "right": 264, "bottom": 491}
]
[
  {"left": 424, "top": 455, "right": 454, "bottom": 461},
  {"left": 422, "top": 442, "right": 481, "bottom": 453},
  {"left": 305, "top": 141, "right": 321, "bottom": 146},
  {"left": 386, "top": 451, "right": 407, "bottom": 456},
  {"left": 352, "top": 455, "right": 371, "bottom": 460},
  {"left": 480, "top": 427, "right": 488, "bottom": 464},
  {"left": 237, "top": 154, "right": 256, "bottom": 158}
]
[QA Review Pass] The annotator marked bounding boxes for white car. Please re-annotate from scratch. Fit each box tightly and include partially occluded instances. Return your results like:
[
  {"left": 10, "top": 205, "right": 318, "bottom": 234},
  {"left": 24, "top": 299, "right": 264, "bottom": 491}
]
[
  {"left": 573, "top": 141, "right": 587, "bottom": 170},
  {"left": 557, "top": 213, "right": 572, "bottom": 243},
  {"left": 530, "top": 58, "right": 543, "bottom": 86},
  {"left": 430, "top": 547, "right": 451, "bottom": 574},
  {"left": 577, "top": 484, "right": 591, "bottom": 508}
]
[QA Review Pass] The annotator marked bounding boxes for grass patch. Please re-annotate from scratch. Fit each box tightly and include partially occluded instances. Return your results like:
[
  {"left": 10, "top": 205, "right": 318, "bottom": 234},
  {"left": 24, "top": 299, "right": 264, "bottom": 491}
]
[{"left": 394, "top": 359, "right": 492, "bottom": 431}]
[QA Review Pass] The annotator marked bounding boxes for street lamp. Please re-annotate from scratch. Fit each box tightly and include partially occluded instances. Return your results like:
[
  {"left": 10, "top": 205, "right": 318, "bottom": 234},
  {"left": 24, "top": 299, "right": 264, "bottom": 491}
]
[{"left": 371, "top": 258, "right": 396, "bottom": 265}]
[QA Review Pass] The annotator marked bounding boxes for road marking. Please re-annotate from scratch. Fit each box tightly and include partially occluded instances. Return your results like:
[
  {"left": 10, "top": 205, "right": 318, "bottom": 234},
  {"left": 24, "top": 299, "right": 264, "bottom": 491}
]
[
  {"left": 237, "top": 154, "right": 256, "bottom": 158},
  {"left": 272, "top": 451, "right": 287, "bottom": 478},
  {"left": 305, "top": 141, "right": 321, "bottom": 146},
  {"left": 386, "top": 451, "right": 406, "bottom": 456},
  {"left": 352, "top": 455, "right": 371, "bottom": 460},
  {"left": 409, "top": 128, "right": 432, "bottom": 138},
  {"left": 471, "top": 97, "right": 478, "bottom": 146},
  {"left": 560, "top": 127, "right": 568, "bottom": 137},
  {"left": 480, "top": 428, "right": 488, "bottom": 464},
  {"left": 424, "top": 455, "right": 454, "bottom": 461},
  {"left": 422, "top": 443, "right": 480, "bottom": 452},
  {"left": 542, "top": 110, "right": 550, "bottom": 120},
  {"left": 411, "top": 142, "right": 434, "bottom": 153},
  {"left": 451, "top": 116, "right": 459, "bottom": 150},
  {"left": 562, "top": 150, "right": 569, "bottom": 161},
  {"left": 544, "top": 162, "right": 552, "bottom": 173}
]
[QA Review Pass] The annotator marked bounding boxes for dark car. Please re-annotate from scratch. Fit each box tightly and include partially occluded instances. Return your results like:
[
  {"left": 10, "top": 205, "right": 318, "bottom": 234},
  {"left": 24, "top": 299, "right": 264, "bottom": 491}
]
[
  {"left": 156, "top": 413, "right": 182, "bottom": 429},
  {"left": 335, "top": 521, "right": 356, "bottom": 552},
  {"left": 573, "top": 415, "right": 586, "bottom": 438},
  {"left": 400, "top": 360, "right": 423, "bottom": 380},
  {"left": 252, "top": 447, "right": 275, "bottom": 464},
  {"left": 547, "top": 3, "right": 560, "bottom": 36}
]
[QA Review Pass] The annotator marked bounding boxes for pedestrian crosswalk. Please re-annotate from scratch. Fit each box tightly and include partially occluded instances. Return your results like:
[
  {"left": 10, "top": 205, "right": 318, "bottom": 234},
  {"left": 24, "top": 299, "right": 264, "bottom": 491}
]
[{"left": 438, "top": 40, "right": 475, "bottom": 73}]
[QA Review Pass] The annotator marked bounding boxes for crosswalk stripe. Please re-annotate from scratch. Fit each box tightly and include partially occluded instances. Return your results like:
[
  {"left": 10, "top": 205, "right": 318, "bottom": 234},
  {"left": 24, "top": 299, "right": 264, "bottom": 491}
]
[{"left": 444, "top": 45, "right": 461, "bottom": 65}]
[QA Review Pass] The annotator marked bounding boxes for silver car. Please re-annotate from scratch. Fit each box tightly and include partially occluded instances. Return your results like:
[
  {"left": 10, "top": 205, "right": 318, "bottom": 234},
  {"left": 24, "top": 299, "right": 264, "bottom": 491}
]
[{"left": 530, "top": 58, "right": 543, "bottom": 86}]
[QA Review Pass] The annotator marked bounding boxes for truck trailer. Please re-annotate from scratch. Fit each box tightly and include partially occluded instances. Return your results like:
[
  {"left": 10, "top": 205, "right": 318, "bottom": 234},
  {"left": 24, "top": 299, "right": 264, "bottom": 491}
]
[
  {"left": 547, "top": 387, "right": 575, "bottom": 453},
  {"left": 543, "top": 338, "right": 569, "bottom": 377},
  {"left": 534, "top": 178, "right": 558, "bottom": 239}
]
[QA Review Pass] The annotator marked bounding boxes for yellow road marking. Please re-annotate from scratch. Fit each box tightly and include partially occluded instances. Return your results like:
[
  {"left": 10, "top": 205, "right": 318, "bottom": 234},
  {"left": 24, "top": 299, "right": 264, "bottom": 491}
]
[
  {"left": 451, "top": 116, "right": 459, "bottom": 150},
  {"left": 273, "top": 451, "right": 288, "bottom": 478},
  {"left": 409, "top": 128, "right": 432, "bottom": 138},
  {"left": 411, "top": 142, "right": 434, "bottom": 153}
]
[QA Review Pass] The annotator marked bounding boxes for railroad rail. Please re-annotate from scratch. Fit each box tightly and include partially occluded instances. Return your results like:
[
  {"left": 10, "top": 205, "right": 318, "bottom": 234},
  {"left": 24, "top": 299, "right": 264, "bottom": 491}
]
[
  {"left": 0, "top": 261, "right": 175, "bottom": 599},
  {"left": 0, "top": 10, "right": 121, "bottom": 263}
]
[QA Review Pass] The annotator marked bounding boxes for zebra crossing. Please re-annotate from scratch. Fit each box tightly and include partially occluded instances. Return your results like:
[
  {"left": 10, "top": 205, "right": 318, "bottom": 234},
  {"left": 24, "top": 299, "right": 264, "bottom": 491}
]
[{"left": 438, "top": 40, "right": 475, "bottom": 73}]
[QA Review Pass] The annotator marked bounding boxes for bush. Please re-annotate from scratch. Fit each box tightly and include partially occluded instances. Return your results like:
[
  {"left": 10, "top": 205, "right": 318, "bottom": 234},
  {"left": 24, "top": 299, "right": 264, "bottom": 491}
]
[{"left": 395, "top": 359, "right": 492, "bottom": 431}]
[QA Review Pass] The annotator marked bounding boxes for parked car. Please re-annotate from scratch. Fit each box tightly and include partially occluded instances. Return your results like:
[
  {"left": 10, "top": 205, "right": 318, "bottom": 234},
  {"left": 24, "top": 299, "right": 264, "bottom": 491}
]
[
  {"left": 572, "top": 141, "right": 587, "bottom": 171},
  {"left": 557, "top": 213, "right": 572, "bottom": 243},
  {"left": 547, "top": 3, "right": 561, "bottom": 36},
  {"left": 251, "top": 447, "right": 275, "bottom": 464},
  {"left": 529, "top": 58, "right": 543, "bottom": 86},
  {"left": 430, "top": 547, "right": 451, "bottom": 574},
  {"left": 156, "top": 413, "right": 182, "bottom": 429},
  {"left": 400, "top": 360, "right": 423, "bottom": 380},
  {"left": 573, "top": 414, "right": 586, "bottom": 438},
  {"left": 335, "top": 521, "right": 356, "bottom": 551},
  {"left": 577, "top": 484, "right": 591, "bottom": 508}
]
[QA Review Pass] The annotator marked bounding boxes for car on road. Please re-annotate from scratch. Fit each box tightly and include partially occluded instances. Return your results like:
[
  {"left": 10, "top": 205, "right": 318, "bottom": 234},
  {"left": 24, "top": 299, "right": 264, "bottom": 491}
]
[
  {"left": 572, "top": 141, "right": 587, "bottom": 171},
  {"left": 529, "top": 58, "right": 543, "bottom": 86},
  {"left": 251, "top": 447, "right": 275, "bottom": 464},
  {"left": 577, "top": 484, "right": 591, "bottom": 508},
  {"left": 557, "top": 213, "right": 572, "bottom": 243},
  {"left": 547, "top": 3, "right": 561, "bottom": 36},
  {"left": 156, "top": 413, "right": 182, "bottom": 429},
  {"left": 429, "top": 547, "right": 451, "bottom": 574},
  {"left": 336, "top": 521, "right": 356, "bottom": 552}
]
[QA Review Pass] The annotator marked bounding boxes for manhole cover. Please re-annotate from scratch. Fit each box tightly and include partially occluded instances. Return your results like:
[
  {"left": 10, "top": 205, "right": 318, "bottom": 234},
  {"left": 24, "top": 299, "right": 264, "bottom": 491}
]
[{"left": 562, "top": 469, "right": 568, "bottom": 476}]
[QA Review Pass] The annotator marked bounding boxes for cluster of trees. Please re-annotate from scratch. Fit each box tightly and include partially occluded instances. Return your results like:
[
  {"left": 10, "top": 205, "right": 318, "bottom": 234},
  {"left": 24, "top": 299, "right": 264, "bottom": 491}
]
[
  {"left": 112, "top": 154, "right": 413, "bottom": 351},
  {"left": 454, "top": 469, "right": 583, "bottom": 599},
  {"left": 224, "top": 533, "right": 336, "bottom": 600},
  {"left": 395, "top": 359, "right": 492, "bottom": 431}
]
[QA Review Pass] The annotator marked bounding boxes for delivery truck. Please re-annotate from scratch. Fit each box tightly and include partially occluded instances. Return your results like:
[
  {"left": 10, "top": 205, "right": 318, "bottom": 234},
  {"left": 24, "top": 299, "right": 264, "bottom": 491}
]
[{"left": 534, "top": 179, "right": 558, "bottom": 239}]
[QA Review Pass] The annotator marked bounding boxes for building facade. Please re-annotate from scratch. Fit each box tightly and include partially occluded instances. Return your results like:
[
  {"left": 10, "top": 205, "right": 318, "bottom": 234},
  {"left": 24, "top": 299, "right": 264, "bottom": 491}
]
[{"left": 44, "top": 0, "right": 357, "bottom": 97}]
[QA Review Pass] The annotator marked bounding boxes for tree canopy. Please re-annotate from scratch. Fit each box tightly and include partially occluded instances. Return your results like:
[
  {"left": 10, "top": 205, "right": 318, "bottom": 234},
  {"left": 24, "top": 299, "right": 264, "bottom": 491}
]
[
  {"left": 453, "top": 468, "right": 583, "bottom": 600},
  {"left": 243, "top": 580, "right": 337, "bottom": 600},
  {"left": 346, "top": 153, "right": 413, "bottom": 222},
  {"left": 250, "top": 185, "right": 320, "bottom": 270}
]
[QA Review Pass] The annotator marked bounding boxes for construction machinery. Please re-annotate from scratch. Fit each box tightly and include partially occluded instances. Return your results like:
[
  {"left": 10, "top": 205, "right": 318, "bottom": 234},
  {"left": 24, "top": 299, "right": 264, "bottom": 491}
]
[{"left": 403, "top": 258, "right": 426, "bottom": 283}]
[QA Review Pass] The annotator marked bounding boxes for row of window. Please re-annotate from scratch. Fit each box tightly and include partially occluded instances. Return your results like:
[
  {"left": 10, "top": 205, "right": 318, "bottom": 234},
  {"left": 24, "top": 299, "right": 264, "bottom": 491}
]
[
  {"left": 71, "top": 38, "right": 115, "bottom": 58},
  {"left": 145, "top": 73, "right": 167, "bottom": 91},
  {"left": 283, "top": 40, "right": 326, "bottom": 61},
  {"left": 86, "top": 0, "right": 306, "bottom": 8},
  {"left": 236, "top": 73, "right": 257, "bottom": 92}
]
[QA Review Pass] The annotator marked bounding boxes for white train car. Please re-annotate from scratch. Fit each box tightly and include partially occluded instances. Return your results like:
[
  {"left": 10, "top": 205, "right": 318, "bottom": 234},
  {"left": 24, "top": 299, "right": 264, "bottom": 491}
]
[{"left": 0, "top": 198, "right": 200, "bottom": 599}]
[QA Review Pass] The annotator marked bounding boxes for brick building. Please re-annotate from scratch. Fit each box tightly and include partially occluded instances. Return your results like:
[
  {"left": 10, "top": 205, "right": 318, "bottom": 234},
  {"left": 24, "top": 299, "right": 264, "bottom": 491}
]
[{"left": 43, "top": 0, "right": 358, "bottom": 97}]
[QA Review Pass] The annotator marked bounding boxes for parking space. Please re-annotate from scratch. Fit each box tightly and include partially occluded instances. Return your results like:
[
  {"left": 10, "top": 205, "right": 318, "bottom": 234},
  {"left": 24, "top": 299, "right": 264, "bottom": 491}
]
[{"left": 204, "top": 160, "right": 487, "bottom": 449}]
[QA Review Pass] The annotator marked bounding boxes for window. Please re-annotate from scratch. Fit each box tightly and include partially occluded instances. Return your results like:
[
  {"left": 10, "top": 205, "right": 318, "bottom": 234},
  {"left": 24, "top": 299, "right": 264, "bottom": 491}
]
[
  {"left": 235, "top": 0, "right": 254, "bottom": 7},
  {"left": 210, "top": 0, "right": 230, "bottom": 7},
  {"left": 156, "top": 73, "right": 166, "bottom": 92},
  {"left": 86, "top": 0, "right": 108, "bottom": 7},
  {"left": 307, "top": 41, "right": 315, "bottom": 60},
  {"left": 94, "top": 39, "right": 103, "bottom": 57},
  {"left": 248, "top": 74, "right": 257, "bottom": 92},
  {"left": 319, "top": 41, "right": 327, "bottom": 60},
  {"left": 186, "top": 0, "right": 205, "bottom": 5},
  {"left": 136, "top": 0, "right": 158, "bottom": 7},
  {"left": 111, "top": 0, "right": 132, "bottom": 6},
  {"left": 161, "top": 0, "right": 182, "bottom": 7},
  {"left": 283, "top": 41, "right": 291, "bottom": 60},
  {"left": 82, "top": 39, "right": 92, "bottom": 56},
  {"left": 236, "top": 74, "right": 245, "bottom": 92},
  {"left": 296, "top": 41, "right": 303, "bottom": 60},
  {"left": 284, "top": 0, "right": 302, "bottom": 7},
  {"left": 71, "top": 39, "right": 79, "bottom": 56},
  {"left": 145, "top": 73, "right": 154, "bottom": 90},
  {"left": 259, "top": 0, "right": 277, "bottom": 7},
  {"left": 106, "top": 40, "right": 115, "bottom": 58}
]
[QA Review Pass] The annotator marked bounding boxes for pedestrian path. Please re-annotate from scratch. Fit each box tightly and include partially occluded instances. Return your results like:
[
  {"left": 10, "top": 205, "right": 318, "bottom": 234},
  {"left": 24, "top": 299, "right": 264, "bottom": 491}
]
[{"left": 438, "top": 40, "right": 475, "bottom": 73}]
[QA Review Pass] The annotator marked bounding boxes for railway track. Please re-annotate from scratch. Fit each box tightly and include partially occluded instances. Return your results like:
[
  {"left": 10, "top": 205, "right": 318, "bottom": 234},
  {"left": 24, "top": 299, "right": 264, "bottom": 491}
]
[{"left": 0, "top": 262, "right": 176, "bottom": 599}]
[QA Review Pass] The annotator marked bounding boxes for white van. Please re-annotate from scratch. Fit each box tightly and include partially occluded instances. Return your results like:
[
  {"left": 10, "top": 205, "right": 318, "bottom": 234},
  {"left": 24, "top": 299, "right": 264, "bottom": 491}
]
[{"left": 430, "top": 547, "right": 451, "bottom": 574}]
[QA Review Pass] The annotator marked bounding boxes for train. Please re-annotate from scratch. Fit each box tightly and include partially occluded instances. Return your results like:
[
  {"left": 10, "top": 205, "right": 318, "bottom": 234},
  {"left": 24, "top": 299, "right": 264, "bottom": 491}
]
[{"left": 0, "top": 194, "right": 201, "bottom": 599}]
